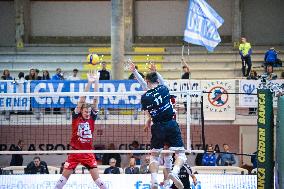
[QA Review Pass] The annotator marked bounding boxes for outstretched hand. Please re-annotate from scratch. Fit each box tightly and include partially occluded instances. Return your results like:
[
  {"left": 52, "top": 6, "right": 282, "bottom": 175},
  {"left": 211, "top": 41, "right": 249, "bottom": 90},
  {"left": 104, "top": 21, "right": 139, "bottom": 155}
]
[
  {"left": 127, "top": 59, "right": 136, "bottom": 72},
  {"left": 87, "top": 70, "right": 99, "bottom": 83},
  {"left": 148, "top": 62, "right": 157, "bottom": 72}
]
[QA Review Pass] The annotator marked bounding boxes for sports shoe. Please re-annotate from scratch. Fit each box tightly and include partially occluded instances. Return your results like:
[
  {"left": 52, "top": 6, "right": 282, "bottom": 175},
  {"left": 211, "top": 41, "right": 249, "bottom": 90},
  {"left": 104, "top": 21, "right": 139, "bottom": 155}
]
[
  {"left": 151, "top": 182, "right": 159, "bottom": 189},
  {"left": 168, "top": 173, "right": 184, "bottom": 189},
  {"left": 163, "top": 179, "right": 172, "bottom": 189}
]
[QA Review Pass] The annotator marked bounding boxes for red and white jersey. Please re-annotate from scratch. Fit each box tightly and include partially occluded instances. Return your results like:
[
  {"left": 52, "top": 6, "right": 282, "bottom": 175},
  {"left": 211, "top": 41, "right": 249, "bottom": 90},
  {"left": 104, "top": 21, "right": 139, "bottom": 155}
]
[{"left": 70, "top": 109, "right": 98, "bottom": 150}]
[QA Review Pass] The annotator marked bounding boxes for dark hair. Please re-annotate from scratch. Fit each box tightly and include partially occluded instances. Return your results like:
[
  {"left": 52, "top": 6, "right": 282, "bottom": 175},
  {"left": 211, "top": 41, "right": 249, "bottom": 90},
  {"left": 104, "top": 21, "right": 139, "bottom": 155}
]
[
  {"left": 132, "top": 140, "right": 139, "bottom": 146},
  {"left": 43, "top": 70, "right": 50, "bottom": 80},
  {"left": 135, "top": 66, "right": 138, "bottom": 69},
  {"left": 33, "top": 156, "right": 41, "bottom": 161},
  {"left": 281, "top": 71, "right": 284, "bottom": 78},
  {"left": 18, "top": 72, "right": 24, "bottom": 79},
  {"left": 145, "top": 72, "right": 158, "bottom": 84},
  {"left": 35, "top": 69, "right": 40, "bottom": 74},
  {"left": 73, "top": 68, "right": 78, "bottom": 72}
]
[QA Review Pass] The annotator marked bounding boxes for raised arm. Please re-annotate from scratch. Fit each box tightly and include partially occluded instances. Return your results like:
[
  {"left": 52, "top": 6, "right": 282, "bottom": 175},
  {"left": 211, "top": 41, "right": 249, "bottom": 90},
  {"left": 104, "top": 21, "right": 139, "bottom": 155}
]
[
  {"left": 149, "top": 62, "right": 169, "bottom": 89},
  {"left": 181, "top": 58, "right": 190, "bottom": 72},
  {"left": 91, "top": 71, "right": 100, "bottom": 111},
  {"left": 128, "top": 60, "right": 148, "bottom": 90},
  {"left": 75, "top": 72, "right": 94, "bottom": 113}
]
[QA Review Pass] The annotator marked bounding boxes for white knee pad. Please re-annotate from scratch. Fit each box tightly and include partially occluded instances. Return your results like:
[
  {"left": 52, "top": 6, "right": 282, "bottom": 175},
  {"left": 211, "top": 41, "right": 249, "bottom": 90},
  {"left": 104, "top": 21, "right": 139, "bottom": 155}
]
[
  {"left": 149, "top": 155, "right": 160, "bottom": 166},
  {"left": 175, "top": 152, "right": 187, "bottom": 163},
  {"left": 163, "top": 155, "right": 173, "bottom": 169}
]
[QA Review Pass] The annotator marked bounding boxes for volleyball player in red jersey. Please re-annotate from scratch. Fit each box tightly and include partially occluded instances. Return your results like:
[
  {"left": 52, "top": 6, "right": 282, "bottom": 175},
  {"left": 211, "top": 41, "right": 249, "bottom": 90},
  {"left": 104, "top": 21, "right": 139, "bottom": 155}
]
[{"left": 54, "top": 71, "right": 108, "bottom": 189}]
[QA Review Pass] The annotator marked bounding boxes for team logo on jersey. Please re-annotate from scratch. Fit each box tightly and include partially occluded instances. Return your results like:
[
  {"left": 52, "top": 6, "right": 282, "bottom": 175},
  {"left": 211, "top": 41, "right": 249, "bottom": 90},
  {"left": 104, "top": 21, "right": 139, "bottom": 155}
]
[{"left": 77, "top": 122, "right": 92, "bottom": 143}]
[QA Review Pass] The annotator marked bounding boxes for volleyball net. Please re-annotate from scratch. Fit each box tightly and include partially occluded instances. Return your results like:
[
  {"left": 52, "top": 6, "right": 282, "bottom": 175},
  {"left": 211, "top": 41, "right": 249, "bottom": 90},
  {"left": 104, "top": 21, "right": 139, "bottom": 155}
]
[
  {"left": 0, "top": 79, "right": 267, "bottom": 172},
  {"left": 0, "top": 78, "right": 204, "bottom": 155}
]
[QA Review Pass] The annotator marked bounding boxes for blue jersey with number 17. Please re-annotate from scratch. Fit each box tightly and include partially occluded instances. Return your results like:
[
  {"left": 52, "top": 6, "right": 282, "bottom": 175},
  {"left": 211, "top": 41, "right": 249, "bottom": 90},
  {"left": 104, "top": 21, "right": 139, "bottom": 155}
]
[{"left": 141, "top": 85, "right": 174, "bottom": 122}]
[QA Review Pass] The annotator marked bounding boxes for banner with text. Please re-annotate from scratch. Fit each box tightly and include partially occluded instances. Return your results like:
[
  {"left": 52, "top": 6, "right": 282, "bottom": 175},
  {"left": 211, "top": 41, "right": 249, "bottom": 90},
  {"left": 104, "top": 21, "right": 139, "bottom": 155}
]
[
  {"left": 166, "top": 79, "right": 201, "bottom": 103},
  {"left": 239, "top": 79, "right": 284, "bottom": 107},
  {"left": 0, "top": 81, "right": 30, "bottom": 110},
  {"left": 30, "top": 80, "right": 143, "bottom": 109},
  {"left": 202, "top": 80, "right": 236, "bottom": 120},
  {"left": 0, "top": 174, "right": 256, "bottom": 189}
]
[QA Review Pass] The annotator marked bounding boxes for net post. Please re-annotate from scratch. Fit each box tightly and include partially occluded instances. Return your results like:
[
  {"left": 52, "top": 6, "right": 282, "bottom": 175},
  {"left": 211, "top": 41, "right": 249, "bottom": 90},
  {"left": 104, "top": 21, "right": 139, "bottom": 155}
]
[{"left": 186, "top": 90, "right": 191, "bottom": 152}]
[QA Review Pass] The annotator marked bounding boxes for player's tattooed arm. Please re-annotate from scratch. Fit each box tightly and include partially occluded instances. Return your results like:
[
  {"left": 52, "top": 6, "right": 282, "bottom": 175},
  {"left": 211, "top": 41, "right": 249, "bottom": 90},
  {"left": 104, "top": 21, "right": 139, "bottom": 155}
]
[
  {"left": 128, "top": 60, "right": 148, "bottom": 90},
  {"left": 143, "top": 111, "right": 152, "bottom": 132}
]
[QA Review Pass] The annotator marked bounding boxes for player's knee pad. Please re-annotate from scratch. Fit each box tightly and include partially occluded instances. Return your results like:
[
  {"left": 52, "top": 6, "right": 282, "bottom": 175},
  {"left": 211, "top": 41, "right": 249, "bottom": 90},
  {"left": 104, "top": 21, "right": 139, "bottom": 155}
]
[
  {"left": 163, "top": 155, "right": 173, "bottom": 169},
  {"left": 175, "top": 152, "right": 187, "bottom": 163},
  {"left": 149, "top": 155, "right": 160, "bottom": 166}
]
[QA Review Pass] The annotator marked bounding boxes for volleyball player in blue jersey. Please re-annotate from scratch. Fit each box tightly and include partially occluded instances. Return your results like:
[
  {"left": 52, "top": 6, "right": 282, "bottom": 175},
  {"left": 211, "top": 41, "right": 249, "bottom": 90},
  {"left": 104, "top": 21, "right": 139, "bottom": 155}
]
[{"left": 129, "top": 62, "right": 186, "bottom": 189}]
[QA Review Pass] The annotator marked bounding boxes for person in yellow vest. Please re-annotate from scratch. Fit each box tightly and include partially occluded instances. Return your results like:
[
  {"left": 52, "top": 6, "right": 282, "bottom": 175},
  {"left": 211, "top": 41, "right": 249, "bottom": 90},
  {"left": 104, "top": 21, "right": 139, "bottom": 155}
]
[{"left": 239, "top": 37, "right": 252, "bottom": 77}]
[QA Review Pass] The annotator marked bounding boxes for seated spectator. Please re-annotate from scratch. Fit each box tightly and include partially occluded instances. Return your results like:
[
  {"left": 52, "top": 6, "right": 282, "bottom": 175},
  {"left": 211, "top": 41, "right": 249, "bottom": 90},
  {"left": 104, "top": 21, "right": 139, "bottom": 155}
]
[
  {"left": 52, "top": 68, "right": 64, "bottom": 80},
  {"left": 129, "top": 65, "right": 144, "bottom": 80},
  {"left": 10, "top": 140, "right": 24, "bottom": 166},
  {"left": 25, "top": 156, "right": 49, "bottom": 174},
  {"left": 264, "top": 47, "right": 282, "bottom": 67},
  {"left": 1, "top": 69, "right": 13, "bottom": 80},
  {"left": 202, "top": 145, "right": 217, "bottom": 166},
  {"left": 129, "top": 140, "right": 142, "bottom": 165},
  {"left": 125, "top": 157, "right": 140, "bottom": 174},
  {"left": 140, "top": 155, "right": 150, "bottom": 174},
  {"left": 247, "top": 70, "right": 259, "bottom": 80},
  {"left": 68, "top": 69, "right": 80, "bottom": 80},
  {"left": 35, "top": 69, "right": 42, "bottom": 80},
  {"left": 25, "top": 69, "right": 37, "bottom": 80},
  {"left": 216, "top": 144, "right": 236, "bottom": 166},
  {"left": 262, "top": 65, "right": 277, "bottom": 81},
  {"left": 42, "top": 70, "right": 50, "bottom": 80},
  {"left": 102, "top": 143, "right": 121, "bottom": 167},
  {"left": 103, "top": 158, "right": 120, "bottom": 174},
  {"left": 99, "top": 62, "right": 110, "bottom": 80}
]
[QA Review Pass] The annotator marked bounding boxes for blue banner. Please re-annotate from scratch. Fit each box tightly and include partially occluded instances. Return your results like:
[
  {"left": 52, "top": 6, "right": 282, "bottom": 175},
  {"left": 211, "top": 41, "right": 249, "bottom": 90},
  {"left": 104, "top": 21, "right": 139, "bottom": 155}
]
[
  {"left": 30, "top": 80, "right": 143, "bottom": 108},
  {"left": 0, "top": 80, "right": 30, "bottom": 110},
  {"left": 184, "top": 0, "right": 224, "bottom": 52}
]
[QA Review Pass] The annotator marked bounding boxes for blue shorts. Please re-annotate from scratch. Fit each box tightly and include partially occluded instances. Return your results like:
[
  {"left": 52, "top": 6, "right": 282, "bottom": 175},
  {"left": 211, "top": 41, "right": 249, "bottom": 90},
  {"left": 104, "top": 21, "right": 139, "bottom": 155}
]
[{"left": 151, "top": 120, "right": 184, "bottom": 149}]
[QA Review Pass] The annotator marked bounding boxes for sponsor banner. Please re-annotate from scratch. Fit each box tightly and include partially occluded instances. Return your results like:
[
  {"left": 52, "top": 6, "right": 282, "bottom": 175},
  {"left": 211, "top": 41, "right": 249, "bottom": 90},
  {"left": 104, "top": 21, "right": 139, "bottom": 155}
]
[
  {"left": 0, "top": 80, "right": 30, "bottom": 110},
  {"left": 21, "top": 80, "right": 202, "bottom": 108},
  {"left": 239, "top": 79, "right": 284, "bottom": 107},
  {"left": 257, "top": 89, "right": 274, "bottom": 189},
  {"left": 30, "top": 80, "right": 143, "bottom": 109},
  {"left": 0, "top": 174, "right": 256, "bottom": 189},
  {"left": 166, "top": 80, "right": 201, "bottom": 103},
  {"left": 202, "top": 80, "right": 236, "bottom": 120}
]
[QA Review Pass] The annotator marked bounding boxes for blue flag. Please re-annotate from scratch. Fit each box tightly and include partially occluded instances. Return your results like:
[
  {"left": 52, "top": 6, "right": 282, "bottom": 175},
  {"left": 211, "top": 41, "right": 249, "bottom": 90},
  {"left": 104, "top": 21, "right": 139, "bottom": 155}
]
[{"left": 184, "top": 0, "right": 224, "bottom": 52}]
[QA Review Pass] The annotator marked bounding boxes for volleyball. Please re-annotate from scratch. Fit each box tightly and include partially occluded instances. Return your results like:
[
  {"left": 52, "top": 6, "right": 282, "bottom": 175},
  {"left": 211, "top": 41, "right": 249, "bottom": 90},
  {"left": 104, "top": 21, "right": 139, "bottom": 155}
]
[{"left": 87, "top": 53, "right": 100, "bottom": 65}]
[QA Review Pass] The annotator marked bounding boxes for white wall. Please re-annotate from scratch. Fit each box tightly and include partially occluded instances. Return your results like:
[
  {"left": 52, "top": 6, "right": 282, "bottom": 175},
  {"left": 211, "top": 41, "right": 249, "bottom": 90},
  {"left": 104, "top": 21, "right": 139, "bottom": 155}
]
[
  {"left": 31, "top": 1, "right": 111, "bottom": 36},
  {"left": 135, "top": 0, "right": 232, "bottom": 36},
  {"left": 0, "top": 1, "right": 15, "bottom": 45}
]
